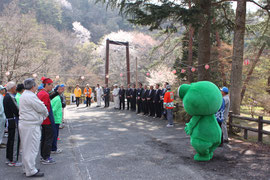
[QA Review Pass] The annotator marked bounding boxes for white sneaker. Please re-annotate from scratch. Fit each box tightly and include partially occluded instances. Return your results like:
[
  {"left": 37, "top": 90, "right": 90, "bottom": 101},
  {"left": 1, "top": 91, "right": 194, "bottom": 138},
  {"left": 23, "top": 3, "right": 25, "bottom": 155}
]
[
  {"left": 166, "top": 124, "right": 174, "bottom": 128},
  {"left": 51, "top": 149, "right": 62, "bottom": 154}
]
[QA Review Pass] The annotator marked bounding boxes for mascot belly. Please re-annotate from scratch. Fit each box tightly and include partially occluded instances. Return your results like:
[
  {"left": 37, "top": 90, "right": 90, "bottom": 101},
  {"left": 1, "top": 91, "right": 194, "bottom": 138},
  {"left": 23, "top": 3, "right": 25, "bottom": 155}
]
[{"left": 178, "top": 81, "right": 222, "bottom": 161}]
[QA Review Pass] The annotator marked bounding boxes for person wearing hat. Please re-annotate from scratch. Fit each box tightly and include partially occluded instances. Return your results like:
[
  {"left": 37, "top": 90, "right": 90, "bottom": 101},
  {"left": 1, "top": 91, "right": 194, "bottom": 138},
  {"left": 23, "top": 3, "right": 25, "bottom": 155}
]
[
  {"left": 163, "top": 85, "right": 174, "bottom": 127},
  {"left": 84, "top": 84, "right": 92, "bottom": 107},
  {"left": 37, "top": 84, "right": 44, "bottom": 93},
  {"left": 112, "top": 84, "right": 120, "bottom": 109},
  {"left": 74, "top": 84, "right": 82, "bottom": 107},
  {"left": 0, "top": 85, "right": 6, "bottom": 148},
  {"left": 15, "top": 84, "right": 25, "bottom": 107},
  {"left": 3, "top": 81, "right": 21, "bottom": 166},
  {"left": 19, "top": 78, "right": 48, "bottom": 177},
  {"left": 37, "top": 77, "right": 56, "bottom": 164},
  {"left": 220, "top": 87, "right": 230, "bottom": 143}
]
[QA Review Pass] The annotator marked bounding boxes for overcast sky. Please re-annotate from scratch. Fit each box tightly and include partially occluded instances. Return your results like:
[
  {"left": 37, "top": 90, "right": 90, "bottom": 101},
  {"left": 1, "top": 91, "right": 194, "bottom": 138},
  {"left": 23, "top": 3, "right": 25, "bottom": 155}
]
[{"left": 232, "top": 1, "right": 260, "bottom": 12}]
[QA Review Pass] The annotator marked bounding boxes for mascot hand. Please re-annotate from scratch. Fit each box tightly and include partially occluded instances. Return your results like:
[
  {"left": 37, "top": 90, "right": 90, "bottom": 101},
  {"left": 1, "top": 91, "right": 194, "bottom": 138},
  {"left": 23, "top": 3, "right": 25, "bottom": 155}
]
[{"left": 185, "top": 123, "right": 193, "bottom": 135}]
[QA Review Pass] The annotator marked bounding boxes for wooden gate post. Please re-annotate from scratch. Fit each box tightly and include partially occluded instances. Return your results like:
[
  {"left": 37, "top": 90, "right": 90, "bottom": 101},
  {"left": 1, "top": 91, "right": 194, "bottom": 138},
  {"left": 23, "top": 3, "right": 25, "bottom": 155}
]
[{"left": 258, "top": 116, "right": 263, "bottom": 142}]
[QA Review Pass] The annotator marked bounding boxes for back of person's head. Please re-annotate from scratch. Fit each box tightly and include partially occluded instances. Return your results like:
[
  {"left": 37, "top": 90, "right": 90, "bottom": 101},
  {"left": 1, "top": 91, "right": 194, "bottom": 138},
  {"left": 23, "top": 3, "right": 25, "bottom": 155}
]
[
  {"left": 16, "top": 84, "right": 25, "bottom": 93},
  {"left": 6, "top": 81, "right": 16, "bottom": 91},
  {"left": 24, "top": 78, "right": 36, "bottom": 90}
]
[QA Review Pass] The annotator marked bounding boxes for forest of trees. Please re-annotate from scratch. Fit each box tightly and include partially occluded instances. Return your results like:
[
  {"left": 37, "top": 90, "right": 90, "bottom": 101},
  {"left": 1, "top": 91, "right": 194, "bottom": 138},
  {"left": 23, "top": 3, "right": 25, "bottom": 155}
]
[{"left": 0, "top": 0, "right": 269, "bottom": 115}]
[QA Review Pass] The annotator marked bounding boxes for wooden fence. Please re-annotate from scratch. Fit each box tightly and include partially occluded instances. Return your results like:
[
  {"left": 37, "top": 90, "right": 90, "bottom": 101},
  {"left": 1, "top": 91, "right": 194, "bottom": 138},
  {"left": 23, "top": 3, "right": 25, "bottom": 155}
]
[{"left": 228, "top": 111, "right": 270, "bottom": 143}]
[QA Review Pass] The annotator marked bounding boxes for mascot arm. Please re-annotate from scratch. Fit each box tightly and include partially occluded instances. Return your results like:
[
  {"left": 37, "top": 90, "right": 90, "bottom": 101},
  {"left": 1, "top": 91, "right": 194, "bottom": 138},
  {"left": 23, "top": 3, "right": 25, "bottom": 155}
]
[{"left": 185, "top": 116, "right": 201, "bottom": 135}]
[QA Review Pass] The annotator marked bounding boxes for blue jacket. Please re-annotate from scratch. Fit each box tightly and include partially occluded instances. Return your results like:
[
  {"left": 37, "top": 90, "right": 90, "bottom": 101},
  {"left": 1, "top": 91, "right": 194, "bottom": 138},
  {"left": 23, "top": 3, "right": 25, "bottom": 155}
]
[{"left": 216, "top": 98, "right": 225, "bottom": 123}]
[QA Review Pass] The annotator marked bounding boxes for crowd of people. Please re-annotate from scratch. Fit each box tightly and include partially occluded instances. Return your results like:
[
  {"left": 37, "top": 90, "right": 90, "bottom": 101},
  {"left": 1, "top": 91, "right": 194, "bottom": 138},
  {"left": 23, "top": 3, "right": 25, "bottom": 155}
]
[
  {"left": 74, "top": 82, "right": 175, "bottom": 128},
  {"left": 74, "top": 82, "right": 230, "bottom": 144},
  {"left": 0, "top": 77, "right": 231, "bottom": 177},
  {"left": 0, "top": 77, "right": 66, "bottom": 177}
]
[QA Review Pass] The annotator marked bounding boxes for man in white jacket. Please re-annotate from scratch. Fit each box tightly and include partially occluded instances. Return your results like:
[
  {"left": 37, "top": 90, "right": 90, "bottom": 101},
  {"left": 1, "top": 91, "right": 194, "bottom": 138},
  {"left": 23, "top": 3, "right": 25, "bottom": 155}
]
[
  {"left": 0, "top": 85, "right": 6, "bottom": 148},
  {"left": 113, "top": 84, "right": 120, "bottom": 109},
  {"left": 19, "top": 78, "right": 48, "bottom": 177},
  {"left": 95, "top": 84, "right": 103, "bottom": 107}
]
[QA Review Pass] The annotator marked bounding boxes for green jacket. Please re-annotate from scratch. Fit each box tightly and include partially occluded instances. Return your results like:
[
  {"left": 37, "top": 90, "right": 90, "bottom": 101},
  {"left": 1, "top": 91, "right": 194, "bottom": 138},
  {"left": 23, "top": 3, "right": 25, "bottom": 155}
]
[
  {"left": 15, "top": 93, "right": 21, "bottom": 107},
  {"left": 51, "top": 95, "right": 62, "bottom": 124}
]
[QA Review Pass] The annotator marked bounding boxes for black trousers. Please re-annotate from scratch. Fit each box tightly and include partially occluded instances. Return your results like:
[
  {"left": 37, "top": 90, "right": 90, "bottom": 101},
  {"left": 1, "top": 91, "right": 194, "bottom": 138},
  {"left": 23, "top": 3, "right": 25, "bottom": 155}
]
[
  {"left": 120, "top": 98, "right": 125, "bottom": 110},
  {"left": 155, "top": 101, "right": 162, "bottom": 118},
  {"left": 41, "top": 124, "right": 54, "bottom": 160},
  {"left": 218, "top": 122, "right": 224, "bottom": 145},
  {"left": 143, "top": 100, "right": 149, "bottom": 115},
  {"left": 148, "top": 101, "right": 155, "bottom": 116},
  {"left": 6, "top": 119, "right": 19, "bottom": 162},
  {"left": 137, "top": 99, "right": 142, "bottom": 113},
  {"left": 127, "top": 98, "right": 131, "bottom": 110},
  {"left": 104, "top": 96, "right": 110, "bottom": 107},
  {"left": 86, "top": 97, "right": 91, "bottom": 107},
  {"left": 76, "top": 97, "right": 80, "bottom": 107},
  {"left": 131, "top": 97, "right": 136, "bottom": 111}
]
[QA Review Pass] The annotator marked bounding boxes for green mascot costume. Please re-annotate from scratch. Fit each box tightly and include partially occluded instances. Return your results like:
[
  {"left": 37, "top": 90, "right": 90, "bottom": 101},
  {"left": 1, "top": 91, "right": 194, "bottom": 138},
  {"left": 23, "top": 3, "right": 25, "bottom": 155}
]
[{"left": 178, "top": 81, "right": 222, "bottom": 161}]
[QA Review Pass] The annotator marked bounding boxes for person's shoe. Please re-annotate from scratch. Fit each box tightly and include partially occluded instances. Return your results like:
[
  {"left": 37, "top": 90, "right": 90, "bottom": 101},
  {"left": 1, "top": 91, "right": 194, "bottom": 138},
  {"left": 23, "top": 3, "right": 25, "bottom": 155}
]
[
  {"left": 41, "top": 157, "right": 56, "bottom": 165},
  {"left": 7, "top": 162, "right": 22, "bottom": 167},
  {"left": 59, "top": 125, "right": 64, "bottom": 129},
  {"left": 51, "top": 149, "right": 62, "bottom": 154},
  {"left": 4, "top": 133, "right": 8, "bottom": 138},
  {"left": 166, "top": 124, "right": 174, "bottom": 128},
  {"left": 28, "top": 170, "right": 44, "bottom": 177},
  {"left": 0, "top": 144, "right": 6, "bottom": 148}
]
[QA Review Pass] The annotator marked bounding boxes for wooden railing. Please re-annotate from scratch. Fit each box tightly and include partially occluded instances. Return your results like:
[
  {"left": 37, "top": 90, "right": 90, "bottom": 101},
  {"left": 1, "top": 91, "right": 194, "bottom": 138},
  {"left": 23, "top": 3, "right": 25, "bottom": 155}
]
[{"left": 228, "top": 111, "right": 270, "bottom": 143}]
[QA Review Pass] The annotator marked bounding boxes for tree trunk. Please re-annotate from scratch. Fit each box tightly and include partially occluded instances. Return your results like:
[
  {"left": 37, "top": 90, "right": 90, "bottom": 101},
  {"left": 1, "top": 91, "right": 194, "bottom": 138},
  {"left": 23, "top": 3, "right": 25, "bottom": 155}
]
[
  {"left": 197, "top": 0, "right": 211, "bottom": 81},
  {"left": 187, "top": 0, "right": 194, "bottom": 83},
  {"left": 240, "top": 42, "right": 266, "bottom": 102},
  {"left": 188, "top": 25, "right": 194, "bottom": 82},
  {"left": 214, "top": 18, "right": 227, "bottom": 86},
  {"left": 230, "top": 0, "right": 246, "bottom": 115}
]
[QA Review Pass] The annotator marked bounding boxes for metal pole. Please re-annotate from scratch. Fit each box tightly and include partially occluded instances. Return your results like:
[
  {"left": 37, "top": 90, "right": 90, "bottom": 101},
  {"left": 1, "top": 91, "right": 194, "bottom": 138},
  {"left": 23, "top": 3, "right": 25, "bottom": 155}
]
[
  {"left": 105, "top": 39, "right": 109, "bottom": 86},
  {"left": 126, "top": 42, "right": 130, "bottom": 85}
]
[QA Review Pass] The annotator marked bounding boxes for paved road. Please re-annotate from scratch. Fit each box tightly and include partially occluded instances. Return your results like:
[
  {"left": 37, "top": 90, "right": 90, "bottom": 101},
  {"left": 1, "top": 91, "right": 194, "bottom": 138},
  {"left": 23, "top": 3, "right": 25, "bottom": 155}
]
[{"left": 1, "top": 103, "right": 270, "bottom": 180}]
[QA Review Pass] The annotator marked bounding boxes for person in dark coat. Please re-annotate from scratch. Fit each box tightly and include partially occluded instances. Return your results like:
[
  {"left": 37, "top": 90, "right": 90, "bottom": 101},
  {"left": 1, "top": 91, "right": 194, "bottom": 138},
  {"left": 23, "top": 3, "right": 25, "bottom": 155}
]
[
  {"left": 161, "top": 82, "right": 169, "bottom": 119},
  {"left": 125, "top": 84, "right": 132, "bottom": 110},
  {"left": 136, "top": 83, "right": 143, "bottom": 114},
  {"left": 119, "top": 85, "right": 126, "bottom": 110},
  {"left": 131, "top": 84, "right": 137, "bottom": 111},
  {"left": 3, "top": 82, "right": 21, "bottom": 166},
  {"left": 103, "top": 85, "right": 110, "bottom": 108},
  {"left": 154, "top": 84, "right": 162, "bottom": 118},
  {"left": 147, "top": 85, "right": 155, "bottom": 117},
  {"left": 142, "top": 85, "right": 149, "bottom": 115}
]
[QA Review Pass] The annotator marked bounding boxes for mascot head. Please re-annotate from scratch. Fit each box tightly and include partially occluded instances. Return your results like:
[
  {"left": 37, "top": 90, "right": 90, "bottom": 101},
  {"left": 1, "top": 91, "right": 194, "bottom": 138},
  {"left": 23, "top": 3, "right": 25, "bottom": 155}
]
[{"left": 178, "top": 81, "right": 222, "bottom": 116}]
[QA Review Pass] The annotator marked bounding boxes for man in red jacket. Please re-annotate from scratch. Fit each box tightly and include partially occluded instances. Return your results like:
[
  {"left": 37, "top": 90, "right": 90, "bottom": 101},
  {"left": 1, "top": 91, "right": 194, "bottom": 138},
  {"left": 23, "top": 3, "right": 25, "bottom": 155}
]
[
  {"left": 37, "top": 77, "right": 55, "bottom": 165},
  {"left": 163, "top": 85, "right": 174, "bottom": 127}
]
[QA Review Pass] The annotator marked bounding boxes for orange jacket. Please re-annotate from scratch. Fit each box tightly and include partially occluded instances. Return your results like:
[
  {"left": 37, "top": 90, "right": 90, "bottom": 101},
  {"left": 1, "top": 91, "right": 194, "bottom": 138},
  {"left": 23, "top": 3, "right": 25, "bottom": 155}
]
[
  {"left": 84, "top": 87, "right": 92, "bottom": 97},
  {"left": 163, "top": 91, "right": 174, "bottom": 109}
]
